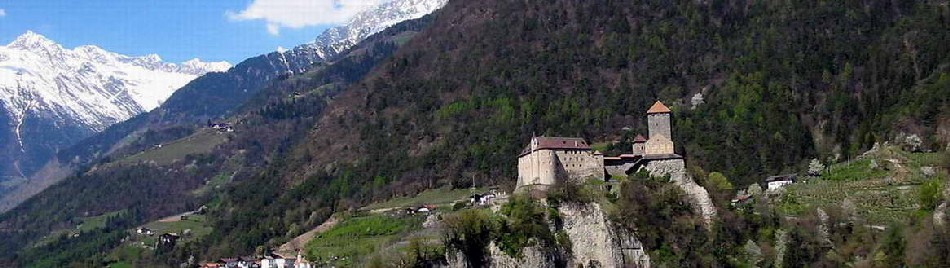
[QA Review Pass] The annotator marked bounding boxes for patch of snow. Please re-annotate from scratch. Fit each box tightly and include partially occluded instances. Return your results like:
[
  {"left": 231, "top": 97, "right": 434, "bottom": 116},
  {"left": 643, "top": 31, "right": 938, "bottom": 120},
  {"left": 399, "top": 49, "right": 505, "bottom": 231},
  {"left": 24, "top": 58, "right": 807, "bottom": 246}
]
[{"left": 301, "top": 0, "right": 448, "bottom": 61}]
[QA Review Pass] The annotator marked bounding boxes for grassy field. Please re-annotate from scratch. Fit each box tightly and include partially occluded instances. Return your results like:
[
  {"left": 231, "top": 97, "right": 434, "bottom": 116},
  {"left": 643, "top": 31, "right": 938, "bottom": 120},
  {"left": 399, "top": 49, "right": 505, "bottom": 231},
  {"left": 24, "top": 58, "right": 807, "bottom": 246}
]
[
  {"left": 305, "top": 214, "right": 425, "bottom": 266},
  {"left": 117, "top": 130, "right": 228, "bottom": 166},
  {"left": 362, "top": 187, "right": 487, "bottom": 211},
  {"left": 191, "top": 172, "right": 232, "bottom": 196},
  {"left": 77, "top": 210, "right": 126, "bottom": 232},
  {"left": 777, "top": 146, "right": 947, "bottom": 224},
  {"left": 141, "top": 214, "right": 213, "bottom": 243},
  {"left": 32, "top": 210, "right": 127, "bottom": 248},
  {"left": 107, "top": 261, "right": 134, "bottom": 268}
]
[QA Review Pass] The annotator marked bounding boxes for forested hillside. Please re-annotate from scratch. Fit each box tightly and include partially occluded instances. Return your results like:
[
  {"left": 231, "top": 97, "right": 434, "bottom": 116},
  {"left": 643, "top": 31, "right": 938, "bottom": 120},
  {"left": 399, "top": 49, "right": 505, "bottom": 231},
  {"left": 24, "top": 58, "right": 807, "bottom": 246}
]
[
  {"left": 202, "top": 0, "right": 948, "bottom": 259},
  {"left": 0, "top": 17, "right": 434, "bottom": 266},
  {"left": 1, "top": 0, "right": 948, "bottom": 266},
  {"left": 291, "top": 0, "right": 947, "bottom": 193}
]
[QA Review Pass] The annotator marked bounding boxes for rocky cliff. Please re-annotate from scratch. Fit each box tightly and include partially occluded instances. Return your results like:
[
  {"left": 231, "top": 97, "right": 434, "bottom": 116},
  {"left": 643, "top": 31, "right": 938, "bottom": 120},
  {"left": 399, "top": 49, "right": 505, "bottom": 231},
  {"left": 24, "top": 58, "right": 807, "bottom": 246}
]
[
  {"left": 449, "top": 203, "right": 650, "bottom": 268},
  {"left": 641, "top": 159, "right": 717, "bottom": 224}
]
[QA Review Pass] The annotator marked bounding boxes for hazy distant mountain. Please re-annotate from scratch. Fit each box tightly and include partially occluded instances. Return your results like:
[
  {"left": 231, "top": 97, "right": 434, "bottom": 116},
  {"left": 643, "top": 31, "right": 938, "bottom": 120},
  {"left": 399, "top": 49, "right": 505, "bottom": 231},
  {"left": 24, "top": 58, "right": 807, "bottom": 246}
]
[{"left": 0, "top": 31, "right": 230, "bottom": 185}]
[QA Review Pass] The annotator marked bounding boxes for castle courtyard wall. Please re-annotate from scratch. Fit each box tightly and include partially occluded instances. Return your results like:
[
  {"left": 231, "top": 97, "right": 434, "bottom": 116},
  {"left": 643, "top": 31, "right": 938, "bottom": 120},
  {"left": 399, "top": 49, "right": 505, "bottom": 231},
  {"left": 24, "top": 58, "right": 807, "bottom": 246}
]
[{"left": 554, "top": 150, "right": 604, "bottom": 183}]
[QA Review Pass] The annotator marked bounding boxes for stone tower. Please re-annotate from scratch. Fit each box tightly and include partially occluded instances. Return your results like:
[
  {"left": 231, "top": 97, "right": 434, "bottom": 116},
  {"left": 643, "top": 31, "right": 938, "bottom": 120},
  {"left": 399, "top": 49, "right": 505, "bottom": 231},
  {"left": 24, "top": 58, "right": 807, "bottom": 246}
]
[
  {"left": 632, "top": 134, "right": 647, "bottom": 156},
  {"left": 645, "top": 101, "right": 675, "bottom": 155}
]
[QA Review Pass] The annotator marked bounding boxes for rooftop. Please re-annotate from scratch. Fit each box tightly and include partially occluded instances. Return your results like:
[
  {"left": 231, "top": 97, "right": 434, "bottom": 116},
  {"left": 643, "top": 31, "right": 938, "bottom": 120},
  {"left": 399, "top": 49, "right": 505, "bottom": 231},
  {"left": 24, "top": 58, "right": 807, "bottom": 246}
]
[
  {"left": 633, "top": 134, "right": 647, "bottom": 143},
  {"left": 765, "top": 174, "right": 798, "bottom": 182},
  {"left": 647, "top": 101, "right": 671, "bottom": 114},
  {"left": 520, "top": 136, "right": 591, "bottom": 156}
]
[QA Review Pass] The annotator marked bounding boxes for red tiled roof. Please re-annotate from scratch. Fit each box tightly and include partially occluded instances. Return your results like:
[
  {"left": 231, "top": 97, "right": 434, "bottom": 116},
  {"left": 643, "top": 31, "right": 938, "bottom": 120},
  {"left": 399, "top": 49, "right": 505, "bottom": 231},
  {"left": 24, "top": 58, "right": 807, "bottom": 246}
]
[
  {"left": 520, "top": 137, "right": 591, "bottom": 155},
  {"left": 633, "top": 134, "right": 647, "bottom": 143},
  {"left": 647, "top": 101, "right": 671, "bottom": 114}
]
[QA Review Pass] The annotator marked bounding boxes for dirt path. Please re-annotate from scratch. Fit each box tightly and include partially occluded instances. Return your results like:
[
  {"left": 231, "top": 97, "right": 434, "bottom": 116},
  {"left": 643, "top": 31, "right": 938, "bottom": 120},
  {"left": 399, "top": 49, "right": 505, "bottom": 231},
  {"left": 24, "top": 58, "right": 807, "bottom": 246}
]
[{"left": 275, "top": 215, "right": 340, "bottom": 257}]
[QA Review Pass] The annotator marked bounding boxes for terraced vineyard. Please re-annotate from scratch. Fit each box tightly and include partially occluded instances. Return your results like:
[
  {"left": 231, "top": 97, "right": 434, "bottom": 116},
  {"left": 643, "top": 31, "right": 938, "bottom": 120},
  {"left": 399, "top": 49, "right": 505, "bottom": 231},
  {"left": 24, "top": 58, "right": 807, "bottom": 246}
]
[
  {"left": 777, "top": 146, "right": 948, "bottom": 224},
  {"left": 304, "top": 214, "right": 430, "bottom": 266}
]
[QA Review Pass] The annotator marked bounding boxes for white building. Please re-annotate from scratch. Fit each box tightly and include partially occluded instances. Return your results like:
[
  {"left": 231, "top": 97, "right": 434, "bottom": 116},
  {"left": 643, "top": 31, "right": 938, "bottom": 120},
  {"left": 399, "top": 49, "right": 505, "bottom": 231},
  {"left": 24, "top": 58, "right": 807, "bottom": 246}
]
[{"left": 765, "top": 174, "right": 797, "bottom": 192}]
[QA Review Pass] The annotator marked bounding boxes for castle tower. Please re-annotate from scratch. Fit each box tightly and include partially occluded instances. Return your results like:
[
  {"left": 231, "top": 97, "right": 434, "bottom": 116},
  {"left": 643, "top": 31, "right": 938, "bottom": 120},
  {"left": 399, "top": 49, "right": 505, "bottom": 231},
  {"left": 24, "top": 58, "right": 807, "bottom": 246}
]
[
  {"left": 645, "top": 101, "right": 675, "bottom": 155},
  {"left": 632, "top": 134, "right": 647, "bottom": 156}
]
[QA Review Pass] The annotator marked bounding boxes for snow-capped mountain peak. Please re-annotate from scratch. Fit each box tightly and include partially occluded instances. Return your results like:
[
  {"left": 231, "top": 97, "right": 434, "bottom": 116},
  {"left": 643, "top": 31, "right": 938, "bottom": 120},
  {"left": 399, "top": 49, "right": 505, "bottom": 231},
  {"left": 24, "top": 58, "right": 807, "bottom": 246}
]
[
  {"left": 0, "top": 31, "right": 231, "bottom": 134},
  {"left": 256, "top": 0, "right": 446, "bottom": 77},
  {"left": 295, "top": 0, "right": 447, "bottom": 61},
  {"left": 7, "top": 31, "right": 60, "bottom": 50},
  {"left": 179, "top": 58, "right": 232, "bottom": 75}
]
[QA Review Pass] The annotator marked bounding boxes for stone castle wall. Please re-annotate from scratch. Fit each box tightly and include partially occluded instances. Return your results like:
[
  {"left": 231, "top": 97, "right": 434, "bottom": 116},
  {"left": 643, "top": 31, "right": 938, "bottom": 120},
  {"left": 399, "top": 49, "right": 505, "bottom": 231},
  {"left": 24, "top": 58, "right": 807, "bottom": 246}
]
[
  {"left": 517, "top": 149, "right": 603, "bottom": 190},
  {"left": 553, "top": 150, "right": 604, "bottom": 183},
  {"left": 517, "top": 150, "right": 557, "bottom": 188},
  {"left": 644, "top": 135, "right": 674, "bottom": 155}
]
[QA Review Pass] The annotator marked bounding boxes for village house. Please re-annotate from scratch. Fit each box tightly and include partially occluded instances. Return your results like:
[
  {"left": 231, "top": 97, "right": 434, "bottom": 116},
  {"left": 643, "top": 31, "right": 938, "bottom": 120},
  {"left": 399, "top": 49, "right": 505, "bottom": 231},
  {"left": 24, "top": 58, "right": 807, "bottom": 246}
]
[
  {"left": 731, "top": 193, "right": 754, "bottom": 207},
  {"left": 208, "top": 122, "right": 235, "bottom": 133},
  {"left": 135, "top": 227, "right": 154, "bottom": 236},
  {"left": 157, "top": 233, "right": 180, "bottom": 250},
  {"left": 765, "top": 174, "right": 798, "bottom": 192},
  {"left": 470, "top": 189, "right": 502, "bottom": 206},
  {"left": 259, "top": 252, "right": 312, "bottom": 268}
]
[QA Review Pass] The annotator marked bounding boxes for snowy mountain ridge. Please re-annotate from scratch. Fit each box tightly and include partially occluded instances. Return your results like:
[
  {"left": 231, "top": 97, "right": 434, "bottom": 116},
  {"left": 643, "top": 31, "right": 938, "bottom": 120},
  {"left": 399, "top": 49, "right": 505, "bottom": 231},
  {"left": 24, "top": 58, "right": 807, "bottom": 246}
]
[
  {"left": 294, "top": 0, "right": 448, "bottom": 61},
  {"left": 0, "top": 31, "right": 230, "bottom": 135}
]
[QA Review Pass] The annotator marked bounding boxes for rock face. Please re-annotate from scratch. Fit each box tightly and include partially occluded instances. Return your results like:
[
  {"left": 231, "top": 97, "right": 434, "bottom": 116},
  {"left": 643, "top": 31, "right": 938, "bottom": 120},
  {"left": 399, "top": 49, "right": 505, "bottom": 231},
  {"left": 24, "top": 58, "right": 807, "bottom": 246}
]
[
  {"left": 559, "top": 203, "right": 650, "bottom": 267},
  {"left": 449, "top": 203, "right": 650, "bottom": 268},
  {"left": 484, "top": 243, "right": 559, "bottom": 268},
  {"left": 641, "top": 159, "right": 717, "bottom": 224}
]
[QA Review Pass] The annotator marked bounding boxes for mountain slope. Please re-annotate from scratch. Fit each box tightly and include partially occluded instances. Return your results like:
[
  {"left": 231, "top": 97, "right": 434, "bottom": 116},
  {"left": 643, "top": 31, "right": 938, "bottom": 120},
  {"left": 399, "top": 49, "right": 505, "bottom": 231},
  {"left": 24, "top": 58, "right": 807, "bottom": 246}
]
[
  {"left": 0, "top": 15, "right": 434, "bottom": 266},
  {"left": 55, "top": 0, "right": 450, "bottom": 166},
  {"left": 0, "top": 0, "right": 450, "bottom": 212},
  {"left": 203, "top": 0, "right": 948, "bottom": 258},
  {"left": 156, "top": 0, "right": 447, "bottom": 124},
  {"left": 303, "top": 0, "right": 448, "bottom": 58},
  {"left": 290, "top": 0, "right": 949, "bottom": 187},
  {"left": 0, "top": 31, "right": 229, "bottom": 187},
  {"left": 2, "top": 0, "right": 949, "bottom": 265}
]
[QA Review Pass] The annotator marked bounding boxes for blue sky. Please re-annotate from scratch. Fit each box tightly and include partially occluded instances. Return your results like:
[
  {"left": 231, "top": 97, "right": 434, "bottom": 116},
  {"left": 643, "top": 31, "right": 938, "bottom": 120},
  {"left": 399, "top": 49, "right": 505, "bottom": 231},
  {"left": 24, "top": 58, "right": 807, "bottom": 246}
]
[{"left": 0, "top": 1, "right": 384, "bottom": 64}]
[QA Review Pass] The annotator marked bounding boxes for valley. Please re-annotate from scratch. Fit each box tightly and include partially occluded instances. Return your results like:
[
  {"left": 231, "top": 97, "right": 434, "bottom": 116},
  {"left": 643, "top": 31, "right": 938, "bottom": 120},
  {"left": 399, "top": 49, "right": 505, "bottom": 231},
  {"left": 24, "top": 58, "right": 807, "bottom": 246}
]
[{"left": 0, "top": 0, "right": 948, "bottom": 267}]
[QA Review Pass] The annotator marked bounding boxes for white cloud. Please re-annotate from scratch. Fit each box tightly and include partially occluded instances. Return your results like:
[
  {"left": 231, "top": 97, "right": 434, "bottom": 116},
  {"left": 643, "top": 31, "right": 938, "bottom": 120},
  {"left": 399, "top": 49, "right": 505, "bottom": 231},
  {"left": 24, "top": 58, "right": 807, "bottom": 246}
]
[
  {"left": 228, "top": 0, "right": 384, "bottom": 35},
  {"left": 0, "top": 9, "right": 6, "bottom": 17}
]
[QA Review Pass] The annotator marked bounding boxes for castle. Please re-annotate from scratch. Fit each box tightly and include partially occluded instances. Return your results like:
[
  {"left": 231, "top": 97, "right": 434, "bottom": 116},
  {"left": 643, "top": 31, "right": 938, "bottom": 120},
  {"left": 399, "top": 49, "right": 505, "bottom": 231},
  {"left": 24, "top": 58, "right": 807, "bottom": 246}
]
[{"left": 516, "top": 101, "right": 682, "bottom": 191}]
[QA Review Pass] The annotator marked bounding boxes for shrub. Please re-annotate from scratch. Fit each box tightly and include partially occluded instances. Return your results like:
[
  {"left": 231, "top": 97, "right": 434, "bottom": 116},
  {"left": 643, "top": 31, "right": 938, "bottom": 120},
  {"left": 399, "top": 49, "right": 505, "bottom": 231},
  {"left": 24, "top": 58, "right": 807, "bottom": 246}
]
[
  {"left": 495, "top": 195, "right": 555, "bottom": 258},
  {"left": 918, "top": 179, "right": 945, "bottom": 211},
  {"left": 442, "top": 210, "right": 493, "bottom": 267}
]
